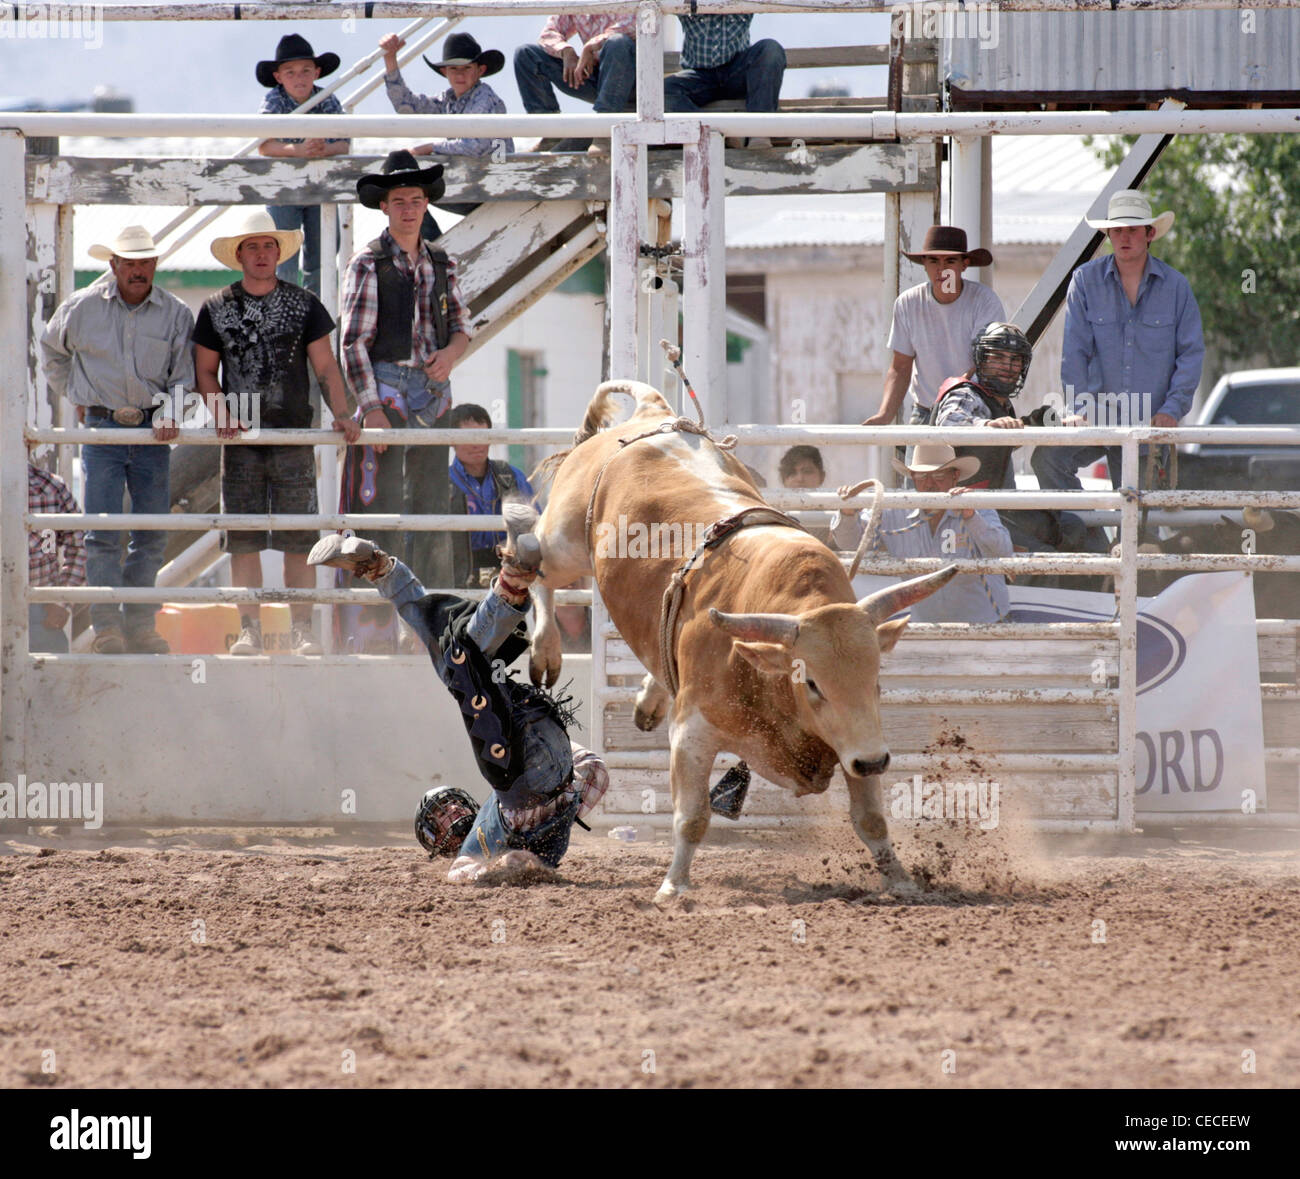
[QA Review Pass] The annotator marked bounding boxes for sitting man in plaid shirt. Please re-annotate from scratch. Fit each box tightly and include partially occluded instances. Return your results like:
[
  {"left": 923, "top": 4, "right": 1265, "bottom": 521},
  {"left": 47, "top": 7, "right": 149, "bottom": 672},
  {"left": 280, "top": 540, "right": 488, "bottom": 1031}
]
[
  {"left": 663, "top": 12, "right": 785, "bottom": 147},
  {"left": 341, "top": 151, "right": 470, "bottom": 592},
  {"left": 27, "top": 460, "right": 87, "bottom": 654}
]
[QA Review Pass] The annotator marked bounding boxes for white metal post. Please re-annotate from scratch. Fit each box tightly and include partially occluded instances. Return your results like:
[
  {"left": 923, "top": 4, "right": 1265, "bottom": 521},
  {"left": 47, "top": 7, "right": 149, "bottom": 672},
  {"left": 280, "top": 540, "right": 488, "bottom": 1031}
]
[
  {"left": 635, "top": 1, "right": 665, "bottom": 122},
  {"left": 682, "top": 126, "right": 728, "bottom": 423},
  {"left": 55, "top": 203, "right": 75, "bottom": 484},
  {"left": 949, "top": 134, "right": 984, "bottom": 282},
  {"left": 1, "top": 130, "right": 30, "bottom": 783},
  {"left": 1117, "top": 435, "right": 1140, "bottom": 832},
  {"left": 608, "top": 122, "right": 641, "bottom": 380}
]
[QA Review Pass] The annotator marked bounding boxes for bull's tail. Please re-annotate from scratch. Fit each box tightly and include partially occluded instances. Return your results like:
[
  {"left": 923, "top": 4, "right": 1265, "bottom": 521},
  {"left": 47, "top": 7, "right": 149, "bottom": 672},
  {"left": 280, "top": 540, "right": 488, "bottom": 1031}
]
[{"left": 532, "top": 379, "right": 675, "bottom": 486}]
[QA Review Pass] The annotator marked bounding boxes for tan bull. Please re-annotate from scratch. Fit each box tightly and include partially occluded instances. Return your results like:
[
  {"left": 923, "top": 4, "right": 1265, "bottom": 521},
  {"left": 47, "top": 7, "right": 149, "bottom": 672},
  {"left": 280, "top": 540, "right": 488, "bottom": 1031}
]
[{"left": 530, "top": 381, "right": 956, "bottom": 902}]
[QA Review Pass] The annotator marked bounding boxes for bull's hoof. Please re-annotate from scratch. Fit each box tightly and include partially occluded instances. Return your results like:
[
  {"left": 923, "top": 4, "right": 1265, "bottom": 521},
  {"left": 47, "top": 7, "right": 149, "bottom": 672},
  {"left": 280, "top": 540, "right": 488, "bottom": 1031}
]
[
  {"left": 885, "top": 875, "right": 922, "bottom": 898},
  {"left": 528, "top": 653, "right": 561, "bottom": 688},
  {"left": 653, "top": 879, "right": 690, "bottom": 907},
  {"left": 634, "top": 702, "right": 666, "bottom": 732}
]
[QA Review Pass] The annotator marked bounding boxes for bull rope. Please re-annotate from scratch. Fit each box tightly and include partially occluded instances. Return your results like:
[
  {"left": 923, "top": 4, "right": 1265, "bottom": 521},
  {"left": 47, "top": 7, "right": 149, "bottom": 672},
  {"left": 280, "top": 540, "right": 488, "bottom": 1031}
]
[{"left": 836, "top": 479, "right": 887, "bottom": 579}]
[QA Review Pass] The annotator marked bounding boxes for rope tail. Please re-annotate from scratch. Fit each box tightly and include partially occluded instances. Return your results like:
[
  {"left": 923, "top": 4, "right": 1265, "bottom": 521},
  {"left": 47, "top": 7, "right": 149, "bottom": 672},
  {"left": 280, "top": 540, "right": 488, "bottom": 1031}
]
[
  {"left": 660, "top": 339, "right": 706, "bottom": 428},
  {"left": 837, "top": 478, "right": 886, "bottom": 580}
]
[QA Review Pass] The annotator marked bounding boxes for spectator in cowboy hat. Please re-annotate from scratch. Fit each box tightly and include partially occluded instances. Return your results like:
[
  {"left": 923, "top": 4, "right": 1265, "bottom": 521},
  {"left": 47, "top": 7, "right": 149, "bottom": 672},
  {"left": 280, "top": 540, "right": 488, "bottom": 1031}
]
[
  {"left": 193, "top": 210, "right": 359, "bottom": 658},
  {"left": 1033, "top": 188, "right": 1203, "bottom": 497},
  {"left": 40, "top": 224, "right": 194, "bottom": 654},
  {"left": 863, "top": 225, "right": 1005, "bottom": 435},
  {"left": 852, "top": 442, "right": 1014, "bottom": 624},
  {"left": 255, "top": 32, "right": 351, "bottom": 297}
]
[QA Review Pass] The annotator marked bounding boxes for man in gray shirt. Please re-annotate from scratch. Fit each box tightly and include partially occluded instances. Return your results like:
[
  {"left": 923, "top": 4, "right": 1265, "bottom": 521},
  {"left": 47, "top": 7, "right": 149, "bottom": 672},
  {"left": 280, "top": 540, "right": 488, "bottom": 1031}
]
[{"left": 40, "top": 225, "right": 195, "bottom": 654}]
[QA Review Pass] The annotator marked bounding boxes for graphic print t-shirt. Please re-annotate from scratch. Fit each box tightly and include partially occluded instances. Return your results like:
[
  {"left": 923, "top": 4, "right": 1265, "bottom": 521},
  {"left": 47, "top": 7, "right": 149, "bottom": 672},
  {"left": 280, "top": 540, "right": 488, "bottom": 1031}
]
[{"left": 193, "top": 281, "right": 334, "bottom": 428}]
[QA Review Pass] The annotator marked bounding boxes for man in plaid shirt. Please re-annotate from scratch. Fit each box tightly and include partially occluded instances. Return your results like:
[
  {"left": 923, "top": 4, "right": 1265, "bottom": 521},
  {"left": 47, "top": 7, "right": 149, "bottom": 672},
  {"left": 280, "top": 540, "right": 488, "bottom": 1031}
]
[
  {"left": 514, "top": 10, "right": 637, "bottom": 152},
  {"left": 340, "top": 151, "right": 471, "bottom": 591},
  {"left": 27, "top": 460, "right": 87, "bottom": 654},
  {"left": 664, "top": 12, "right": 785, "bottom": 142}
]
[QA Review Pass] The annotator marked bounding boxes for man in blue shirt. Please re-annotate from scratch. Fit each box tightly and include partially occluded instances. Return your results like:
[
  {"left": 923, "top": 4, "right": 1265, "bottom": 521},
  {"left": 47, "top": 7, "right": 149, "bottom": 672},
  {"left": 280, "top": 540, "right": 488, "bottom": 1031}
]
[
  {"left": 1032, "top": 189, "right": 1204, "bottom": 494},
  {"left": 447, "top": 402, "right": 536, "bottom": 588},
  {"left": 663, "top": 13, "right": 785, "bottom": 145}
]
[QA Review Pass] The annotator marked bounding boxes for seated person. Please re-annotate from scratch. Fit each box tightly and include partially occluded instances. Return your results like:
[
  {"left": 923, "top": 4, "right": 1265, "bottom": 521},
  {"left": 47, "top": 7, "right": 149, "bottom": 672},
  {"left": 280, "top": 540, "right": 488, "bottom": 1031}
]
[
  {"left": 308, "top": 503, "right": 608, "bottom": 882},
  {"left": 447, "top": 403, "right": 536, "bottom": 589},
  {"left": 930, "top": 322, "right": 1099, "bottom": 557},
  {"left": 861, "top": 443, "right": 1013, "bottom": 624}
]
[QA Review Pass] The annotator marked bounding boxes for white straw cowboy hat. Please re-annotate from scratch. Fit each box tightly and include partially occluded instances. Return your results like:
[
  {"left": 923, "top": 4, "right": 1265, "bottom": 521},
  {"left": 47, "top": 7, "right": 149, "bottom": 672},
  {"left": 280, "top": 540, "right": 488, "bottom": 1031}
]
[
  {"left": 87, "top": 225, "right": 164, "bottom": 262},
  {"left": 1085, "top": 189, "right": 1175, "bottom": 239},
  {"left": 891, "top": 442, "right": 980, "bottom": 481},
  {"left": 209, "top": 210, "right": 303, "bottom": 271}
]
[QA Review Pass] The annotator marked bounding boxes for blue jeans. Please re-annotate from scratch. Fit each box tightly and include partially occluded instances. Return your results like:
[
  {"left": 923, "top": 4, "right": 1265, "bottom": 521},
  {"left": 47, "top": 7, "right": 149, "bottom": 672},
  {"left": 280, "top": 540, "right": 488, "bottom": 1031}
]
[
  {"left": 82, "top": 420, "right": 171, "bottom": 634},
  {"left": 270, "top": 204, "right": 323, "bottom": 296},
  {"left": 514, "top": 35, "right": 636, "bottom": 113},
  {"left": 664, "top": 39, "right": 786, "bottom": 112},
  {"left": 1031, "top": 443, "right": 1124, "bottom": 492}
]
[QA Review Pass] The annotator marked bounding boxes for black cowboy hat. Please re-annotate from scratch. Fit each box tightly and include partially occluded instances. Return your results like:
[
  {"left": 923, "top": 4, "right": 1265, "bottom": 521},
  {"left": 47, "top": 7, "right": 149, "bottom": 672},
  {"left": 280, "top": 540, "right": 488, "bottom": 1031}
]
[
  {"left": 903, "top": 225, "right": 994, "bottom": 268},
  {"left": 423, "top": 31, "right": 505, "bottom": 78},
  {"left": 356, "top": 150, "right": 447, "bottom": 209},
  {"left": 256, "top": 33, "right": 341, "bottom": 89}
]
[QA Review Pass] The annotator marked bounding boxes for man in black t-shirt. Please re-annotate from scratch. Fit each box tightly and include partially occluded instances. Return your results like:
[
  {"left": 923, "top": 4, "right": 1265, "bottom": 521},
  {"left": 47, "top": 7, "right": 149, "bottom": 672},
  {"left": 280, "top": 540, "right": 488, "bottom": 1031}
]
[{"left": 194, "top": 210, "right": 359, "bottom": 657}]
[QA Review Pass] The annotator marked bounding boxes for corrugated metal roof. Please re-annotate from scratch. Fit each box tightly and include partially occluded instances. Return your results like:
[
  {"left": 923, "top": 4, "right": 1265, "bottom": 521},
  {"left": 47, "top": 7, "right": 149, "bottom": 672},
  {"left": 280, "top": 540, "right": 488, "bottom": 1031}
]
[{"left": 947, "top": 10, "right": 1300, "bottom": 96}]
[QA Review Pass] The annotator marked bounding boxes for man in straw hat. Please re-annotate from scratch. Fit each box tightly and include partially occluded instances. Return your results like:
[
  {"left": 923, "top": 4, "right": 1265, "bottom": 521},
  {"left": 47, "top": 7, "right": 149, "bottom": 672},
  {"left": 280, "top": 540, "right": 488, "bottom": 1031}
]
[
  {"left": 40, "top": 225, "right": 195, "bottom": 654},
  {"left": 193, "top": 210, "right": 359, "bottom": 657},
  {"left": 851, "top": 443, "right": 1013, "bottom": 624},
  {"left": 339, "top": 151, "right": 470, "bottom": 604},
  {"left": 255, "top": 32, "right": 351, "bottom": 297},
  {"left": 1033, "top": 188, "right": 1203, "bottom": 498},
  {"left": 864, "top": 225, "right": 1006, "bottom": 432}
]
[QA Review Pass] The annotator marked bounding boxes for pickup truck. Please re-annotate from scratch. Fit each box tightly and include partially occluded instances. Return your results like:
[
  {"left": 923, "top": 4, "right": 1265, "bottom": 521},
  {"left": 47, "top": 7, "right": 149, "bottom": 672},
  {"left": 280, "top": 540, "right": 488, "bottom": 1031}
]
[{"left": 1177, "top": 367, "right": 1300, "bottom": 490}]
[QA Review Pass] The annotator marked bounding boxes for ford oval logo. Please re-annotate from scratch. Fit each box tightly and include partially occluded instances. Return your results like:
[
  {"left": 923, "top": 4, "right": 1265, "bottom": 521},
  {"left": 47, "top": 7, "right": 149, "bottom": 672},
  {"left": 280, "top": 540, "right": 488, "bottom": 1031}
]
[{"left": 1003, "top": 604, "right": 1187, "bottom": 695}]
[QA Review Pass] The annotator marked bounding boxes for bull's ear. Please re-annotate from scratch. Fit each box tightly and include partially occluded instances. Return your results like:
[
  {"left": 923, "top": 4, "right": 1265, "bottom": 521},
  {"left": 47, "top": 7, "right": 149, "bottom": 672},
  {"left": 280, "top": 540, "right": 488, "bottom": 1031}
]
[
  {"left": 875, "top": 615, "right": 910, "bottom": 654},
  {"left": 732, "top": 640, "right": 794, "bottom": 677}
]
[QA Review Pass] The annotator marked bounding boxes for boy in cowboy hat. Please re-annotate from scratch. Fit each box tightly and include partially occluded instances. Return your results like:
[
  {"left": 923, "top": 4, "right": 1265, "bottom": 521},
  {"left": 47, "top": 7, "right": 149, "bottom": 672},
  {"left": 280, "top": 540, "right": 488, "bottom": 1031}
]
[
  {"left": 339, "top": 151, "right": 470, "bottom": 602},
  {"left": 863, "top": 225, "right": 1006, "bottom": 432},
  {"left": 853, "top": 443, "right": 1013, "bottom": 624},
  {"left": 378, "top": 30, "right": 514, "bottom": 160},
  {"left": 40, "top": 224, "right": 194, "bottom": 654},
  {"left": 255, "top": 33, "right": 351, "bottom": 296},
  {"left": 1033, "top": 188, "right": 1204, "bottom": 496},
  {"left": 193, "top": 210, "right": 360, "bottom": 658}
]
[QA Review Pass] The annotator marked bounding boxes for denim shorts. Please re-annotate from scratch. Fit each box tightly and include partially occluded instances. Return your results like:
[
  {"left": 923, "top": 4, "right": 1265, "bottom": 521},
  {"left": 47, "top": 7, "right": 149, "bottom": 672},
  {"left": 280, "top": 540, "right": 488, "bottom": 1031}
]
[{"left": 221, "top": 444, "right": 319, "bottom": 554}]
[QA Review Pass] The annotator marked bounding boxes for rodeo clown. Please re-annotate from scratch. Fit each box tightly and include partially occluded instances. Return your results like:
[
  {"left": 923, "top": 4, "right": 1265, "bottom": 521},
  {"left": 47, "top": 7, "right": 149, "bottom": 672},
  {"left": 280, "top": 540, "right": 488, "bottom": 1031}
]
[{"left": 309, "top": 502, "right": 609, "bottom": 882}]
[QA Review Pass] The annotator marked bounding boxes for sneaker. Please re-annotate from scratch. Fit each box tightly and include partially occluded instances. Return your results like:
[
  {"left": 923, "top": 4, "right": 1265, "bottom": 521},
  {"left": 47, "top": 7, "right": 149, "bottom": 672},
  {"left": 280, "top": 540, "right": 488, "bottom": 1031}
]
[
  {"left": 91, "top": 626, "right": 125, "bottom": 655},
  {"left": 307, "top": 534, "right": 394, "bottom": 581},
  {"left": 290, "top": 624, "right": 323, "bottom": 656},
  {"left": 125, "top": 627, "right": 170, "bottom": 655},
  {"left": 586, "top": 142, "right": 606, "bottom": 155},
  {"left": 229, "top": 620, "right": 263, "bottom": 656}
]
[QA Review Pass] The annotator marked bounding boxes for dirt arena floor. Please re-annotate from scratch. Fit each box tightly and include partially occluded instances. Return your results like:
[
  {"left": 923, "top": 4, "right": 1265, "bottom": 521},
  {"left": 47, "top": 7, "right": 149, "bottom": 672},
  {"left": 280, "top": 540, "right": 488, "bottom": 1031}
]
[{"left": 2, "top": 818, "right": 1298, "bottom": 1089}]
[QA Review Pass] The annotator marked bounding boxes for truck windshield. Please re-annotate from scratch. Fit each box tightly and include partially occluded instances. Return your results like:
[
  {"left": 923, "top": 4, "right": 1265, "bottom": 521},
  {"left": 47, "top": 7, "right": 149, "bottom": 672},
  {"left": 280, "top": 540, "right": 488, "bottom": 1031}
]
[{"left": 1212, "top": 383, "right": 1300, "bottom": 426}]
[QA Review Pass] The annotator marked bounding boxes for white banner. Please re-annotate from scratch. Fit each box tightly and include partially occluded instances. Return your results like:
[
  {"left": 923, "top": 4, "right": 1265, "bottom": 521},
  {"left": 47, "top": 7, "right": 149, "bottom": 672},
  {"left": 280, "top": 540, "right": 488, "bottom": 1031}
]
[{"left": 855, "top": 570, "right": 1267, "bottom": 814}]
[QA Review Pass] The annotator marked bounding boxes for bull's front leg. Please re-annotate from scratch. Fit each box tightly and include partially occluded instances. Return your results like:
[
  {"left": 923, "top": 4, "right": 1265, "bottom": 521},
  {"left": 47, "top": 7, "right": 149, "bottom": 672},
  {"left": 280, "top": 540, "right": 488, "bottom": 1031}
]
[
  {"left": 528, "top": 580, "right": 563, "bottom": 687},
  {"left": 846, "top": 773, "right": 919, "bottom": 896},
  {"left": 656, "top": 713, "right": 718, "bottom": 903}
]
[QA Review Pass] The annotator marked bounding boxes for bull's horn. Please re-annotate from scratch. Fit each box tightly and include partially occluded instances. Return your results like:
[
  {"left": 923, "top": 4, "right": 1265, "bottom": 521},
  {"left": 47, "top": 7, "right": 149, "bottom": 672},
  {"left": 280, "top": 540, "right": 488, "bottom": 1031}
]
[
  {"left": 858, "top": 565, "right": 960, "bottom": 624},
  {"left": 709, "top": 608, "right": 800, "bottom": 647}
]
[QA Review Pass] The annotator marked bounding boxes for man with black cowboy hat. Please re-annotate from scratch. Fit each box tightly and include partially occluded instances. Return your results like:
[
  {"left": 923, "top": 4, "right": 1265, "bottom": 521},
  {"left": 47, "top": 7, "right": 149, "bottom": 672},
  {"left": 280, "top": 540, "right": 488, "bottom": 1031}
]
[
  {"left": 379, "top": 30, "right": 514, "bottom": 161},
  {"left": 340, "top": 151, "right": 471, "bottom": 602},
  {"left": 40, "top": 224, "right": 194, "bottom": 655},
  {"left": 255, "top": 33, "right": 351, "bottom": 296},
  {"left": 863, "top": 225, "right": 1005, "bottom": 432}
]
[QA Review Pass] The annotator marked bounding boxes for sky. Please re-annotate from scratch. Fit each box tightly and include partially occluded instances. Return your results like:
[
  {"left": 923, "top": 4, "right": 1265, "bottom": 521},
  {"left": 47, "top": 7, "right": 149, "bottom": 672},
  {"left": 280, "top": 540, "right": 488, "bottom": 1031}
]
[{"left": 1, "top": 8, "right": 893, "bottom": 114}]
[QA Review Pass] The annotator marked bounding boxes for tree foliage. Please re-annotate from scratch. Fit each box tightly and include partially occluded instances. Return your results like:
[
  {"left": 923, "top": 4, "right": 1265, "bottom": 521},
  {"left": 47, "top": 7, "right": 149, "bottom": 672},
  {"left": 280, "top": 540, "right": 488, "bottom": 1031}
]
[{"left": 1089, "top": 133, "right": 1300, "bottom": 372}]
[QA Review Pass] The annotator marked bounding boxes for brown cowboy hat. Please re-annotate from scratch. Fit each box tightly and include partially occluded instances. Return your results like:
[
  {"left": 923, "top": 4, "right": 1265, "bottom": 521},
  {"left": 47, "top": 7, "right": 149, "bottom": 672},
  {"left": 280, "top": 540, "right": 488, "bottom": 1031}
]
[
  {"left": 256, "top": 33, "right": 340, "bottom": 89},
  {"left": 356, "top": 150, "right": 447, "bottom": 210},
  {"left": 903, "top": 225, "right": 993, "bottom": 268},
  {"left": 424, "top": 32, "right": 505, "bottom": 78}
]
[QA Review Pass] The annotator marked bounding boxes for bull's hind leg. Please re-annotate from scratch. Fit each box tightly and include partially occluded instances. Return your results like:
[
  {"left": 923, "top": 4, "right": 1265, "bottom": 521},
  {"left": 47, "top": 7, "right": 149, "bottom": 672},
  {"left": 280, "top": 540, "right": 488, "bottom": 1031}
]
[
  {"left": 656, "top": 715, "right": 718, "bottom": 903},
  {"left": 529, "top": 519, "right": 592, "bottom": 688},
  {"left": 846, "top": 773, "right": 919, "bottom": 896},
  {"left": 634, "top": 674, "right": 670, "bottom": 732}
]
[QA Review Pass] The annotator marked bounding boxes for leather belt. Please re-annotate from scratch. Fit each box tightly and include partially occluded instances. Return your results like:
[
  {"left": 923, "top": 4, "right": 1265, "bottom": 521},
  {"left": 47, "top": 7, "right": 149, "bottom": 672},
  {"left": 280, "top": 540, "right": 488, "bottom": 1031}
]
[{"left": 86, "top": 405, "right": 148, "bottom": 426}]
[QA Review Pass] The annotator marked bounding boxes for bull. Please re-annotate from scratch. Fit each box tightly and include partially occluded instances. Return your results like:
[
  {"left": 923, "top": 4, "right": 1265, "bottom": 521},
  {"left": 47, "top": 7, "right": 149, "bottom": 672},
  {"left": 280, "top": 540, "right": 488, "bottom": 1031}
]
[{"left": 528, "top": 381, "right": 955, "bottom": 901}]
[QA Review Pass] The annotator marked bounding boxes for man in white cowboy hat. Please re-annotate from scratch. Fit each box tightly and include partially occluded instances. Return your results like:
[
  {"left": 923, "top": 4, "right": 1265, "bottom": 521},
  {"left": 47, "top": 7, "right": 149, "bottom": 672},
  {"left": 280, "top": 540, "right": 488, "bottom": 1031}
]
[
  {"left": 40, "top": 224, "right": 195, "bottom": 654},
  {"left": 255, "top": 32, "right": 352, "bottom": 297},
  {"left": 339, "top": 151, "right": 471, "bottom": 602},
  {"left": 1033, "top": 188, "right": 1204, "bottom": 496},
  {"left": 193, "top": 210, "right": 359, "bottom": 657},
  {"left": 864, "top": 225, "right": 1006, "bottom": 430},
  {"left": 852, "top": 443, "right": 1014, "bottom": 624}
]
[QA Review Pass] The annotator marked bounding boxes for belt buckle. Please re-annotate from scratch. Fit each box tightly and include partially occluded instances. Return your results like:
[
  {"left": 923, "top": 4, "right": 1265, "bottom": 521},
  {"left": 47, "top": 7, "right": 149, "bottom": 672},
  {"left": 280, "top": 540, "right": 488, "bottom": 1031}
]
[{"left": 111, "top": 407, "right": 146, "bottom": 426}]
